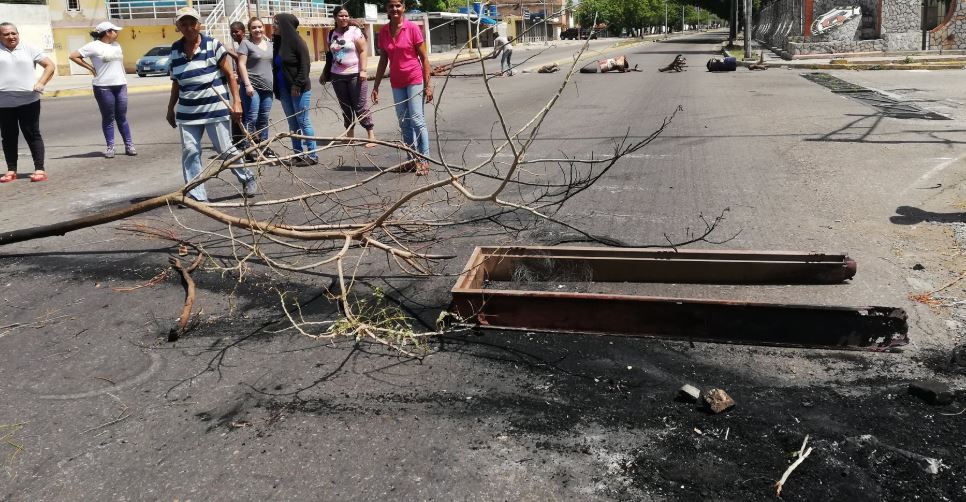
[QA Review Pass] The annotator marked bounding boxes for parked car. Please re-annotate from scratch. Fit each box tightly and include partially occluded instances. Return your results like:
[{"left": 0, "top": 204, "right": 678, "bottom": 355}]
[
  {"left": 136, "top": 45, "right": 173, "bottom": 77},
  {"left": 560, "top": 28, "right": 597, "bottom": 40}
]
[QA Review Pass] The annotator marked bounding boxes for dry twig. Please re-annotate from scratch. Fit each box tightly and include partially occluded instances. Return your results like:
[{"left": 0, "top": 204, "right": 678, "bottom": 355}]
[{"left": 774, "top": 435, "right": 813, "bottom": 496}]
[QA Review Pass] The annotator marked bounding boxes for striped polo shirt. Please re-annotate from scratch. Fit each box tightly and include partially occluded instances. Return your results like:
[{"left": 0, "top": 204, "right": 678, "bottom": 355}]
[{"left": 169, "top": 34, "right": 231, "bottom": 125}]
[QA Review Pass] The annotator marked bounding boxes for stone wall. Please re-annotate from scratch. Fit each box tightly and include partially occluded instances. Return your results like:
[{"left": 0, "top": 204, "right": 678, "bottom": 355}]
[
  {"left": 882, "top": 0, "right": 922, "bottom": 31},
  {"left": 810, "top": 13, "right": 861, "bottom": 41},
  {"left": 756, "top": 0, "right": 928, "bottom": 55},
  {"left": 930, "top": 0, "right": 966, "bottom": 49},
  {"left": 881, "top": 0, "right": 922, "bottom": 49},
  {"left": 787, "top": 38, "right": 886, "bottom": 54}
]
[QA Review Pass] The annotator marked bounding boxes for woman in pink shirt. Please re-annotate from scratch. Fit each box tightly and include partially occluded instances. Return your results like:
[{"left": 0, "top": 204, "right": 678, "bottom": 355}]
[{"left": 371, "top": 0, "right": 432, "bottom": 175}]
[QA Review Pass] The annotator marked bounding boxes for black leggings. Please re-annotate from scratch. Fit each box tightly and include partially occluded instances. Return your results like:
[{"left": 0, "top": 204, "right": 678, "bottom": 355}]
[
  {"left": 0, "top": 100, "right": 44, "bottom": 172},
  {"left": 331, "top": 73, "right": 374, "bottom": 131}
]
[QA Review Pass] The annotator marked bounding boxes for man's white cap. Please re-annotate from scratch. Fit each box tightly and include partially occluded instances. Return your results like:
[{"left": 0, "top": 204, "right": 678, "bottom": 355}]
[
  {"left": 175, "top": 6, "right": 201, "bottom": 22},
  {"left": 94, "top": 21, "right": 122, "bottom": 33}
]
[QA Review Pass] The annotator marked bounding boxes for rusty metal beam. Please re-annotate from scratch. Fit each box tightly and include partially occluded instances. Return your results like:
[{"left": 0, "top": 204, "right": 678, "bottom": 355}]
[
  {"left": 449, "top": 247, "right": 908, "bottom": 350},
  {"left": 455, "top": 246, "right": 857, "bottom": 286}
]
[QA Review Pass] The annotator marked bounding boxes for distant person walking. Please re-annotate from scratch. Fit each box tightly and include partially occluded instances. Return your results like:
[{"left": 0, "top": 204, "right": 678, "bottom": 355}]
[
  {"left": 0, "top": 22, "right": 54, "bottom": 183},
  {"left": 492, "top": 34, "right": 512, "bottom": 76},
  {"left": 371, "top": 0, "right": 432, "bottom": 175},
  {"left": 235, "top": 17, "right": 274, "bottom": 156},
  {"left": 69, "top": 21, "right": 136, "bottom": 158},
  {"left": 272, "top": 13, "right": 318, "bottom": 166},
  {"left": 321, "top": 7, "right": 376, "bottom": 146},
  {"left": 165, "top": 7, "right": 256, "bottom": 201}
]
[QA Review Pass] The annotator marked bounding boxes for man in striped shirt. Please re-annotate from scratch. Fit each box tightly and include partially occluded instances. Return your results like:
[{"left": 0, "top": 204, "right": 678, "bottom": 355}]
[{"left": 165, "top": 7, "right": 256, "bottom": 202}]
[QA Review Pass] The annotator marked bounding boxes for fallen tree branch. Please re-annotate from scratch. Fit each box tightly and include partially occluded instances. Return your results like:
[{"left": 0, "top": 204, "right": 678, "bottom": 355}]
[{"left": 168, "top": 257, "right": 196, "bottom": 342}]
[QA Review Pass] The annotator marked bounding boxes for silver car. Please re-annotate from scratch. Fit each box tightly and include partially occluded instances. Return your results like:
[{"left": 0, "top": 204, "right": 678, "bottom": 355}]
[{"left": 135, "top": 45, "right": 172, "bottom": 77}]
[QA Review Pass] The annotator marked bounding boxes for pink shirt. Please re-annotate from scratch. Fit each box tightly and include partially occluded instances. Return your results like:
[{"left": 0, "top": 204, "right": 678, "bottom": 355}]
[
  {"left": 329, "top": 26, "right": 364, "bottom": 75},
  {"left": 378, "top": 20, "right": 424, "bottom": 88}
]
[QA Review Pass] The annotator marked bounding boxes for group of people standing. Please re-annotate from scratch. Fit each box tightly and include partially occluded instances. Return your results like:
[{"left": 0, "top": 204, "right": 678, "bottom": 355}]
[{"left": 0, "top": 0, "right": 437, "bottom": 193}]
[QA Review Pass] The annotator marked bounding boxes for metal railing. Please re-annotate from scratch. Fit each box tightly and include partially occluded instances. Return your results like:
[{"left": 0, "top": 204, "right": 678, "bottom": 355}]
[
  {"left": 251, "top": 0, "right": 336, "bottom": 21},
  {"left": 106, "top": 0, "right": 218, "bottom": 20},
  {"left": 207, "top": 0, "right": 249, "bottom": 44},
  {"left": 105, "top": 0, "right": 335, "bottom": 23}
]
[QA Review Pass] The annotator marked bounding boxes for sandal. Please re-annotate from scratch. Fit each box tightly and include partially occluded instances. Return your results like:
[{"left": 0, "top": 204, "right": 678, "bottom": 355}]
[
  {"left": 0, "top": 172, "right": 15, "bottom": 183},
  {"left": 388, "top": 160, "right": 417, "bottom": 173},
  {"left": 29, "top": 172, "right": 48, "bottom": 182}
]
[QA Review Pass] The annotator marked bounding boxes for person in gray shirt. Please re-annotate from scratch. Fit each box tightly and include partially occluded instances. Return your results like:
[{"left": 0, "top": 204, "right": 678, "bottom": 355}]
[{"left": 236, "top": 17, "right": 274, "bottom": 154}]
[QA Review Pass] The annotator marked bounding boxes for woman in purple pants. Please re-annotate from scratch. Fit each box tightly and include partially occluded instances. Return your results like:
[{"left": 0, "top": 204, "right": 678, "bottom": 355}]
[{"left": 69, "top": 21, "right": 136, "bottom": 158}]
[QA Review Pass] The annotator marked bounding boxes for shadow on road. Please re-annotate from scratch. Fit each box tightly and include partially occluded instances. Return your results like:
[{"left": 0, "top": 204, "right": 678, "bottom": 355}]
[
  {"left": 806, "top": 112, "right": 966, "bottom": 144},
  {"left": 891, "top": 205, "right": 966, "bottom": 224}
]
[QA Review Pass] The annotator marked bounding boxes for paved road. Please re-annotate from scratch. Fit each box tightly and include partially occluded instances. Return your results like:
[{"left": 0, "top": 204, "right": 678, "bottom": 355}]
[{"left": 1, "top": 32, "right": 964, "bottom": 500}]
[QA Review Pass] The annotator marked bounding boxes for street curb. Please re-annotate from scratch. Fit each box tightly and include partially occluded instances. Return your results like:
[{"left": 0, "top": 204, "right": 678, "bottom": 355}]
[
  {"left": 722, "top": 46, "right": 966, "bottom": 71},
  {"left": 43, "top": 83, "right": 171, "bottom": 98}
]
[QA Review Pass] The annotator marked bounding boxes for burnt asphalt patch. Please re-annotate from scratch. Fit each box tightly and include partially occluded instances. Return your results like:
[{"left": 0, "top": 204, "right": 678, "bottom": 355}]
[{"left": 802, "top": 73, "right": 951, "bottom": 120}]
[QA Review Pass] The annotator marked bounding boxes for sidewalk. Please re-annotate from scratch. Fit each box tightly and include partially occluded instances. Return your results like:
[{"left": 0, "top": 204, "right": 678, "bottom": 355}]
[{"left": 722, "top": 40, "right": 966, "bottom": 70}]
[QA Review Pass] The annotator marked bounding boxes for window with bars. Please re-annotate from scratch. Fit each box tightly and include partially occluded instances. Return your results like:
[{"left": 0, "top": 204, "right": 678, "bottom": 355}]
[{"left": 67, "top": 0, "right": 80, "bottom": 10}]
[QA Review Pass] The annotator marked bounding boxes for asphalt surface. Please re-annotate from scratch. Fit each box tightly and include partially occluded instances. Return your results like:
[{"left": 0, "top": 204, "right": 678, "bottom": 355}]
[{"left": 1, "top": 32, "right": 965, "bottom": 500}]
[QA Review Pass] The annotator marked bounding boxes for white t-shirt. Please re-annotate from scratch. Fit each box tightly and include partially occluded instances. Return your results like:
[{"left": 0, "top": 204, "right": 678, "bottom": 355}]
[
  {"left": 78, "top": 40, "right": 127, "bottom": 87},
  {"left": 0, "top": 42, "right": 45, "bottom": 108}
]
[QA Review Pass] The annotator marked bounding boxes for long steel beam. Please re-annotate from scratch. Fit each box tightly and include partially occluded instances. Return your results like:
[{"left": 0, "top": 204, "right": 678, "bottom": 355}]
[
  {"left": 450, "top": 247, "right": 908, "bottom": 350},
  {"left": 454, "top": 246, "right": 857, "bottom": 286}
]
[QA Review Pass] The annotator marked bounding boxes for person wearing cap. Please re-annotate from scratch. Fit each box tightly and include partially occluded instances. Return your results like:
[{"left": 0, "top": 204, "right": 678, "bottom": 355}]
[
  {"left": 0, "top": 22, "right": 54, "bottom": 183},
  {"left": 69, "top": 21, "right": 136, "bottom": 158},
  {"left": 165, "top": 7, "right": 256, "bottom": 202}
]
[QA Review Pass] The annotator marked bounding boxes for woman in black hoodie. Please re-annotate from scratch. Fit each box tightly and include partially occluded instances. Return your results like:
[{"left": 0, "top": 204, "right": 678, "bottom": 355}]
[{"left": 272, "top": 13, "right": 317, "bottom": 165}]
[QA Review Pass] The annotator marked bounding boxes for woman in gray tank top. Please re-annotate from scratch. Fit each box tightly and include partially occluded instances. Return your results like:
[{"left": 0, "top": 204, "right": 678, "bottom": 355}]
[{"left": 236, "top": 17, "right": 274, "bottom": 154}]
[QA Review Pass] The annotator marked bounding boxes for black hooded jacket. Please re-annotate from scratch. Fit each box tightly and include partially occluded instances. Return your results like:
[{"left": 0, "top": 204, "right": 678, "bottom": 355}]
[{"left": 272, "top": 13, "right": 311, "bottom": 97}]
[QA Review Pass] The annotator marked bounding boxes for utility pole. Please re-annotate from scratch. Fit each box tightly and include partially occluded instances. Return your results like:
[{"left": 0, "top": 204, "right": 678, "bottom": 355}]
[
  {"left": 664, "top": 0, "right": 668, "bottom": 37},
  {"left": 729, "top": 0, "right": 736, "bottom": 44},
  {"left": 682, "top": 4, "right": 686, "bottom": 31},
  {"left": 743, "top": 0, "right": 752, "bottom": 59}
]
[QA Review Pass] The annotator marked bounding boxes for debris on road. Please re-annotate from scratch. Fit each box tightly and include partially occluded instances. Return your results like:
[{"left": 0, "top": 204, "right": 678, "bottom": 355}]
[
  {"left": 580, "top": 56, "right": 639, "bottom": 73},
  {"left": 707, "top": 56, "right": 737, "bottom": 72},
  {"left": 845, "top": 434, "right": 944, "bottom": 475},
  {"left": 908, "top": 380, "right": 954, "bottom": 405},
  {"left": 659, "top": 55, "right": 687, "bottom": 72},
  {"left": 537, "top": 62, "right": 560, "bottom": 73},
  {"left": 703, "top": 388, "right": 735, "bottom": 414},
  {"left": 749, "top": 53, "right": 768, "bottom": 71},
  {"left": 677, "top": 384, "right": 701, "bottom": 402}
]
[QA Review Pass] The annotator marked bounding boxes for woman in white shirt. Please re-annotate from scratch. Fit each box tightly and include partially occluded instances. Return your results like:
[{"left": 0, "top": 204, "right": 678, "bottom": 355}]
[{"left": 69, "top": 21, "right": 136, "bottom": 158}]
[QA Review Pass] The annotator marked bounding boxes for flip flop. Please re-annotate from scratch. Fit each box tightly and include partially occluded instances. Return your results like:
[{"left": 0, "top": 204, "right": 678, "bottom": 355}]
[
  {"left": 29, "top": 172, "right": 47, "bottom": 182},
  {"left": 0, "top": 173, "right": 16, "bottom": 183}
]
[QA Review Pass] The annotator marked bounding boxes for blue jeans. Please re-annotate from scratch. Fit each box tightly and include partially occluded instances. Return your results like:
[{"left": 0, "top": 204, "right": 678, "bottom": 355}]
[
  {"left": 178, "top": 119, "right": 255, "bottom": 201},
  {"left": 277, "top": 90, "right": 317, "bottom": 160},
  {"left": 391, "top": 84, "right": 430, "bottom": 159},
  {"left": 241, "top": 88, "right": 273, "bottom": 144}
]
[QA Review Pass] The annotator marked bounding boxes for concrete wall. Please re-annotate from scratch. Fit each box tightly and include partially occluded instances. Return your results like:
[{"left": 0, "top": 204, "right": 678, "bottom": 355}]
[{"left": 0, "top": 3, "right": 55, "bottom": 53}]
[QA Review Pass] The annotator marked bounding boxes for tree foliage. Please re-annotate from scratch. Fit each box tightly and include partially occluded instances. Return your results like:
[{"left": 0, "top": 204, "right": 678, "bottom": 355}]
[{"left": 575, "top": 0, "right": 729, "bottom": 31}]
